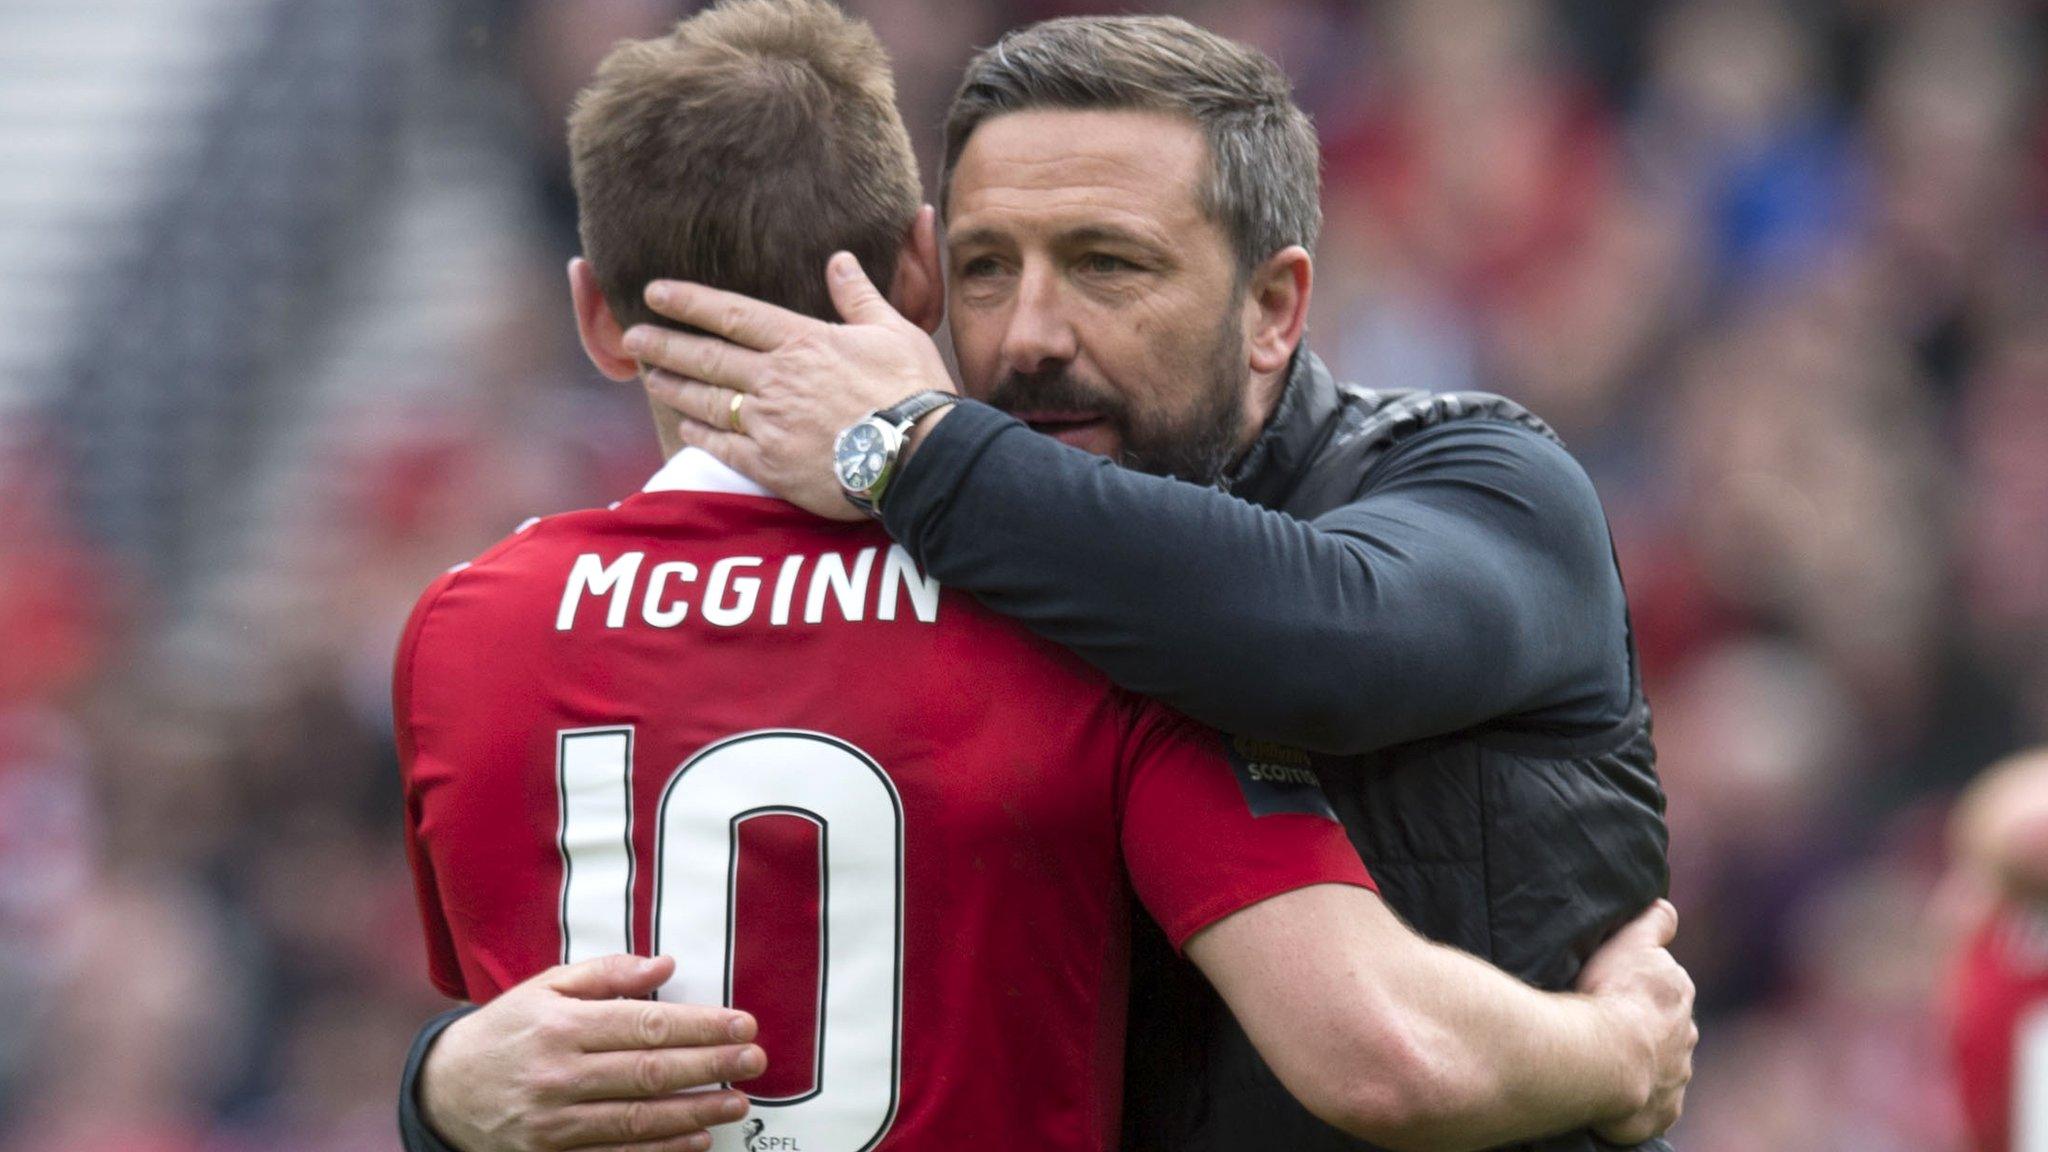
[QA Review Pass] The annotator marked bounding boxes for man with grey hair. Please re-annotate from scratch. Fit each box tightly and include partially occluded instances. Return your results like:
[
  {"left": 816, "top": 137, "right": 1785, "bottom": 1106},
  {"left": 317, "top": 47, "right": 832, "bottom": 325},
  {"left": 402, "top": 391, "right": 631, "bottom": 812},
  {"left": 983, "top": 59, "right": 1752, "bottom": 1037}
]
[{"left": 402, "top": 12, "right": 1683, "bottom": 1152}]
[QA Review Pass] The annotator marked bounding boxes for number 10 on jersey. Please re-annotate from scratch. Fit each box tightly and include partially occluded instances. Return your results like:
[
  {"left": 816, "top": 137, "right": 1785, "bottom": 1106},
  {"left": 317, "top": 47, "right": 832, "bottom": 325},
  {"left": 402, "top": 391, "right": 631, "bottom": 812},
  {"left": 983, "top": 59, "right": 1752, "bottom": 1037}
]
[{"left": 556, "top": 727, "right": 905, "bottom": 1151}]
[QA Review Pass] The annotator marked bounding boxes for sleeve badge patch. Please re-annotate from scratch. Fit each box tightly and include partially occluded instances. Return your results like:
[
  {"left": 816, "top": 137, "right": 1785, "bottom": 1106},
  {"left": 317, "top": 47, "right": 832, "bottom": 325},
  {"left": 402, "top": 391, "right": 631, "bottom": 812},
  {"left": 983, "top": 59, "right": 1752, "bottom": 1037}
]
[{"left": 1222, "top": 735, "right": 1340, "bottom": 820}]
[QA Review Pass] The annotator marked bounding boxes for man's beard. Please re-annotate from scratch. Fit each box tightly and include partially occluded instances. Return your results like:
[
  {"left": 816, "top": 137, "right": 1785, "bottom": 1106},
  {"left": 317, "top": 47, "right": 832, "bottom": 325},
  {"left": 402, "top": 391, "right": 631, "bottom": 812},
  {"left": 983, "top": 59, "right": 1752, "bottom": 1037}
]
[{"left": 982, "top": 316, "right": 1250, "bottom": 486}]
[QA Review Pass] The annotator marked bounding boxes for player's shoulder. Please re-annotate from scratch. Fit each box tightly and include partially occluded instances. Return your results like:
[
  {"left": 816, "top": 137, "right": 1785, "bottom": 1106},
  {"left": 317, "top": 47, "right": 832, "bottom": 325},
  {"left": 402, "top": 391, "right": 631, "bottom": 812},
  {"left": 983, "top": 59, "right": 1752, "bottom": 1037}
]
[
  {"left": 392, "top": 506, "right": 598, "bottom": 670},
  {"left": 398, "top": 492, "right": 724, "bottom": 632},
  {"left": 415, "top": 488, "right": 812, "bottom": 592},
  {"left": 450, "top": 504, "right": 624, "bottom": 579},
  {"left": 938, "top": 600, "right": 1136, "bottom": 716},
  {"left": 399, "top": 504, "right": 613, "bottom": 619}
]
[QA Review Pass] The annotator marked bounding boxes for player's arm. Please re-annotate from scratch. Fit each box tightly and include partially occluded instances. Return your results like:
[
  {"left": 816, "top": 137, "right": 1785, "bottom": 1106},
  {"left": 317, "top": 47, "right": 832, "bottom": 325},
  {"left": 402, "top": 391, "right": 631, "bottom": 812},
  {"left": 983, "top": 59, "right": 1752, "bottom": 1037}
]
[
  {"left": 1185, "top": 888, "right": 1692, "bottom": 1151},
  {"left": 1120, "top": 707, "right": 1691, "bottom": 1150},
  {"left": 883, "top": 406, "right": 1629, "bottom": 754}
]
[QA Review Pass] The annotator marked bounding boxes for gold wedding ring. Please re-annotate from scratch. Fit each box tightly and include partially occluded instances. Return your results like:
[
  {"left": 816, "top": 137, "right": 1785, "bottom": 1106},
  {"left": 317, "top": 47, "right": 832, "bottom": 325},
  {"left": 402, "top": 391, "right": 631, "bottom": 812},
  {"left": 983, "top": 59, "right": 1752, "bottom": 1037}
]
[{"left": 727, "top": 391, "right": 746, "bottom": 435}]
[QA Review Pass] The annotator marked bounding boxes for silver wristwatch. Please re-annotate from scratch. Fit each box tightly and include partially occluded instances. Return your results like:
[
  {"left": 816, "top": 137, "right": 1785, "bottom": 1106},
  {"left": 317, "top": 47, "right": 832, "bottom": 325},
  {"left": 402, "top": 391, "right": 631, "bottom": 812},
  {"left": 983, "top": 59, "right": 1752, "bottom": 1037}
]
[{"left": 832, "top": 390, "right": 959, "bottom": 517}]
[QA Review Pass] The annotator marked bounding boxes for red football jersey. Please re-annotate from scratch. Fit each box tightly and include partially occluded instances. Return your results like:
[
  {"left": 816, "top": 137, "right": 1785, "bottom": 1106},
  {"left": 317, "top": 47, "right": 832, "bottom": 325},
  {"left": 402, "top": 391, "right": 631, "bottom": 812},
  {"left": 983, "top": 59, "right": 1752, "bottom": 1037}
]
[
  {"left": 1952, "top": 904, "right": 2048, "bottom": 1152},
  {"left": 395, "top": 451, "right": 1374, "bottom": 1152}
]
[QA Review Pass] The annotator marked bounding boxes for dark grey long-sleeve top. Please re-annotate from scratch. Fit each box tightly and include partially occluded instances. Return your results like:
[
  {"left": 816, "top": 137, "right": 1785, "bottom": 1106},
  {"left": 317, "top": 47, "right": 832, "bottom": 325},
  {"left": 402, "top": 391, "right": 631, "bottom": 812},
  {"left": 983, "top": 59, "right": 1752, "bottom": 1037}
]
[{"left": 879, "top": 386, "right": 1631, "bottom": 756}]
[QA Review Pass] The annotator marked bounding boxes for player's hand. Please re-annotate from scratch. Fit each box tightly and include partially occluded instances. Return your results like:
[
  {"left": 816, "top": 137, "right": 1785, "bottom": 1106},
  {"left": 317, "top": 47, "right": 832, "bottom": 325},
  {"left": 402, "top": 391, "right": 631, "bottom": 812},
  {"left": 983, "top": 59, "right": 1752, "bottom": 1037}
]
[
  {"left": 419, "top": 954, "right": 765, "bottom": 1152},
  {"left": 1574, "top": 899, "right": 1696, "bottom": 1144},
  {"left": 624, "top": 231, "right": 957, "bottom": 521}
]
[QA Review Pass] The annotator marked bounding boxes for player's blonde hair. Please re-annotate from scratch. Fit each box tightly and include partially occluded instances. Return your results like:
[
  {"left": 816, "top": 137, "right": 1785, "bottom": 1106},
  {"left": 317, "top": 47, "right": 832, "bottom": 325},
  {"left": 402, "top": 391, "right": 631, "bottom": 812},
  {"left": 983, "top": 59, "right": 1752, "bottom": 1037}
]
[{"left": 568, "top": 0, "right": 922, "bottom": 331}]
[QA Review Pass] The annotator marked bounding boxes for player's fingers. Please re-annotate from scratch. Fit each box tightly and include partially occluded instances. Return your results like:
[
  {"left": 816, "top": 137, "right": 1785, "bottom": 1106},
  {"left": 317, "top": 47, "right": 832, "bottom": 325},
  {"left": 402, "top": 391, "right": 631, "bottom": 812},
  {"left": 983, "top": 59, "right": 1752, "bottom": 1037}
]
[
  {"left": 1609, "top": 898, "right": 1679, "bottom": 950},
  {"left": 623, "top": 327, "right": 770, "bottom": 393},
  {"left": 550, "top": 1089, "right": 751, "bottom": 1146},
  {"left": 570, "top": 1134, "right": 714, "bottom": 1152},
  {"left": 570, "top": 1135, "right": 714, "bottom": 1152},
  {"left": 563, "top": 1043, "right": 767, "bottom": 1100},
  {"left": 544, "top": 953, "right": 674, "bottom": 1000},
  {"left": 644, "top": 371, "right": 735, "bottom": 432},
  {"left": 575, "top": 995, "right": 758, "bottom": 1052},
  {"left": 826, "top": 251, "right": 905, "bottom": 327},
  {"left": 643, "top": 280, "right": 811, "bottom": 351}
]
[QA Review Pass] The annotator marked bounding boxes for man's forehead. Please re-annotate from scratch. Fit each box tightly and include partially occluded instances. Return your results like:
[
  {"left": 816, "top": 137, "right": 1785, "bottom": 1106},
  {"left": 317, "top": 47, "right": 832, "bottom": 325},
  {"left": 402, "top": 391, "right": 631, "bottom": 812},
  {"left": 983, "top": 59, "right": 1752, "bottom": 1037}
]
[{"left": 946, "top": 108, "right": 1210, "bottom": 238}]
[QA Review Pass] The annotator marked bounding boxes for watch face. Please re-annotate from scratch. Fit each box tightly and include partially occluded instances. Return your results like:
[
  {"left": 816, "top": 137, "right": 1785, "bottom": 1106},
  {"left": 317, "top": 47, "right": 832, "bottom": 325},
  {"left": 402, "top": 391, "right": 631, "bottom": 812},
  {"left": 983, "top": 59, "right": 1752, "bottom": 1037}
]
[{"left": 834, "top": 420, "right": 892, "bottom": 493}]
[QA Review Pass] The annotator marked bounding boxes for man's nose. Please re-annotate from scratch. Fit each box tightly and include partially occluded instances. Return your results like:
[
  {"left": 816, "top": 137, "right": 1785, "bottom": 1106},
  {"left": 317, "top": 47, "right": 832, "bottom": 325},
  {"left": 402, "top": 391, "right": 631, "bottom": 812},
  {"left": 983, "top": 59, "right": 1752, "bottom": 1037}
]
[{"left": 997, "top": 265, "right": 1079, "bottom": 378}]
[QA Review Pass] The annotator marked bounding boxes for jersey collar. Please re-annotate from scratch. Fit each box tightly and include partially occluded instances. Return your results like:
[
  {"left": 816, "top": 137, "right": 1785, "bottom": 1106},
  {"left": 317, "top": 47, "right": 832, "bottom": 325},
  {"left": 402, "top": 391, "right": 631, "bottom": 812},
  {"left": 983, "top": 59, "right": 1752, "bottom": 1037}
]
[{"left": 642, "top": 447, "right": 774, "bottom": 498}]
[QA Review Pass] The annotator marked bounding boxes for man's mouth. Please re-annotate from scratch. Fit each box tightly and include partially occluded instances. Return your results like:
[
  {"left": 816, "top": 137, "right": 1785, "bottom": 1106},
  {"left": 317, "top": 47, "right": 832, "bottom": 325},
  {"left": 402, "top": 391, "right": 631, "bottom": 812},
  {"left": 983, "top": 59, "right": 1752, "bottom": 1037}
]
[{"left": 1014, "top": 410, "right": 1116, "bottom": 452}]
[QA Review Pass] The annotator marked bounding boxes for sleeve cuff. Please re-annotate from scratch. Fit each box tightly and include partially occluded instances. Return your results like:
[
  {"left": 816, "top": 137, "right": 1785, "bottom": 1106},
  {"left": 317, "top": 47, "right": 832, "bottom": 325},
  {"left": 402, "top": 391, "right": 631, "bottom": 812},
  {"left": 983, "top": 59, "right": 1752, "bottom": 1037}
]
[
  {"left": 880, "top": 399, "right": 1018, "bottom": 547},
  {"left": 1164, "top": 876, "right": 1378, "bottom": 955},
  {"left": 397, "top": 1005, "right": 477, "bottom": 1152}
]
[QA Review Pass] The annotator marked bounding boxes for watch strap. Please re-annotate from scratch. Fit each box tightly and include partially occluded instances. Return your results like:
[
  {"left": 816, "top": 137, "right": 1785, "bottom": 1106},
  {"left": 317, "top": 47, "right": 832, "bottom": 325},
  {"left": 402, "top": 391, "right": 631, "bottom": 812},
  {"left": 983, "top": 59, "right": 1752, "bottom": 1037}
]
[{"left": 875, "top": 389, "right": 958, "bottom": 432}]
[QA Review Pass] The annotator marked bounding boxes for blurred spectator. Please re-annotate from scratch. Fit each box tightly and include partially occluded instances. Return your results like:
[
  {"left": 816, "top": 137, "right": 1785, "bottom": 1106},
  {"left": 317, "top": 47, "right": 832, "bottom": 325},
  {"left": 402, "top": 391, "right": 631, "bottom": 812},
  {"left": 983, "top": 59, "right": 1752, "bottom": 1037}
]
[
  {"left": 8, "top": 876, "right": 247, "bottom": 1152},
  {"left": 1957, "top": 336, "right": 2048, "bottom": 740},
  {"left": 1943, "top": 748, "right": 2048, "bottom": 1152},
  {"left": 1864, "top": 5, "right": 2038, "bottom": 392}
]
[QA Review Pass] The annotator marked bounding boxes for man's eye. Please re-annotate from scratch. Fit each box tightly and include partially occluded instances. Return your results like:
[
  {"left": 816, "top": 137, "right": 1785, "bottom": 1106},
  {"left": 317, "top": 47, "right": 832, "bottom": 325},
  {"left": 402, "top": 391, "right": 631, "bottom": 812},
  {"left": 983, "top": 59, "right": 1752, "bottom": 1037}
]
[
  {"left": 959, "top": 256, "right": 1004, "bottom": 278},
  {"left": 1081, "top": 253, "right": 1138, "bottom": 275}
]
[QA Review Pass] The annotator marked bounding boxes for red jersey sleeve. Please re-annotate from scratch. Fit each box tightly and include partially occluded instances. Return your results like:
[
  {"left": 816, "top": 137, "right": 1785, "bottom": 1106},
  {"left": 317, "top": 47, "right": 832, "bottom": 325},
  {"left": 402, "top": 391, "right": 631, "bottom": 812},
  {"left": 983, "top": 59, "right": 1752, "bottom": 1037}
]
[
  {"left": 393, "top": 569, "right": 469, "bottom": 1001},
  {"left": 1116, "top": 696, "right": 1375, "bottom": 951}
]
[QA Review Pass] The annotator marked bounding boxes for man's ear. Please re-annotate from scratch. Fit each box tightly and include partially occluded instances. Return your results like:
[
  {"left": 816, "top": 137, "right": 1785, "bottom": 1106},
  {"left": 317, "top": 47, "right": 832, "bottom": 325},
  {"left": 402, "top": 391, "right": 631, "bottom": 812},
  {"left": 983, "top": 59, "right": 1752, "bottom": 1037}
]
[
  {"left": 1244, "top": 245, "right": 1313, "bottom": 376},
  {"left": 568, "top": 257, "right": 641, "bottom": 381},
  {"left": 888, "top": 204, "right": 945, "bottom": 334}
]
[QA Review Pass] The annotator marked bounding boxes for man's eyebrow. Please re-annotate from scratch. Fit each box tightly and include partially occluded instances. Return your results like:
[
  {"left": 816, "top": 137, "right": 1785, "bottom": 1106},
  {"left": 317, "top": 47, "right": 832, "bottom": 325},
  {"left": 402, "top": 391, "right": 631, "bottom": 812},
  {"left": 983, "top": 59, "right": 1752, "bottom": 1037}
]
[
  {"left": 945, "top": 226, "right": 1009, "bottom": 250},
  {"left": 945, "top": 223, "right": 1171, "bottom": 252},
  {"left": 1059, "top": 224, "right": 1167, "bottom": 251}
]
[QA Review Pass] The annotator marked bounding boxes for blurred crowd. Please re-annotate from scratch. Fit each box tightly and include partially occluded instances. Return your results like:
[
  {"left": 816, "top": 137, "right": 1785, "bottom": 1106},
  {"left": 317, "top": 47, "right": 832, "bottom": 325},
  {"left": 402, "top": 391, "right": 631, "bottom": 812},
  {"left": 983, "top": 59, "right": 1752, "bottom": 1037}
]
[{"left": 2, "top": 0, "right": 2045, "bottom": 1148}]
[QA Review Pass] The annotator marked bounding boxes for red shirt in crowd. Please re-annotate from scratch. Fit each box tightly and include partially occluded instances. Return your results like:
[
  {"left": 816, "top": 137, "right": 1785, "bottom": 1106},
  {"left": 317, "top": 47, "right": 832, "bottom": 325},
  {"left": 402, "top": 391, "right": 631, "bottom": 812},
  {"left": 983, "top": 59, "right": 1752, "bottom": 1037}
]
[{"left": 1952, "top": 903, "right": 2048, "bottom": 1152}]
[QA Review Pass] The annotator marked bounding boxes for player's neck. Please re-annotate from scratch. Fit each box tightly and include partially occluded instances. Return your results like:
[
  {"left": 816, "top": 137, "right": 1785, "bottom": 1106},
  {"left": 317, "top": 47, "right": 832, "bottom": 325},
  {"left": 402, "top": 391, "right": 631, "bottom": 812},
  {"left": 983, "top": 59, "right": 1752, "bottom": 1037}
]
[{"left": 649, "top": 394, "right": 686, "bottom": 460}]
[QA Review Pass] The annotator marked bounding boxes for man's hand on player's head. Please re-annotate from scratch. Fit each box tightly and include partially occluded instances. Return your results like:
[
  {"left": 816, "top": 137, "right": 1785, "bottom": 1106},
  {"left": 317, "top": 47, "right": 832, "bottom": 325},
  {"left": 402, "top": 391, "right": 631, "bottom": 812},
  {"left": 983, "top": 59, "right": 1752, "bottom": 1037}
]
[
  {"left": 1575, "top": 899, "right": 1697, "bottom": 1144},
  {"left": 625, "top": 250, "right": 957, "bottom": 521},
  {"left": 420, "top": 953, "right": 765, "bottom": 1152}
]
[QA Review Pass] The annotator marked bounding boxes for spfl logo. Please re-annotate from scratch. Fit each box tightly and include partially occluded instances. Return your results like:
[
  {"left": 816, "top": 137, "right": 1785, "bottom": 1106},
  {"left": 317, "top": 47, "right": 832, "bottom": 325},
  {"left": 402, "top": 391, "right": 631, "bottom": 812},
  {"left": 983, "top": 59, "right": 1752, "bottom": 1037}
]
[{"left": 740, "top": 1119, "right": 799, "bottom": 1151}]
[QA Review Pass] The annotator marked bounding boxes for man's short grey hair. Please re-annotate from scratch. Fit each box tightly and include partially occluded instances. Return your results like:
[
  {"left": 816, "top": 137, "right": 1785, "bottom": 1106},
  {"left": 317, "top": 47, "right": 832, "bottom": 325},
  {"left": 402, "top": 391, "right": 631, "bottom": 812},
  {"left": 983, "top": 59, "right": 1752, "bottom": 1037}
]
[{"left": 941, "top": 15, "right": 1322, "bottom": 276}]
